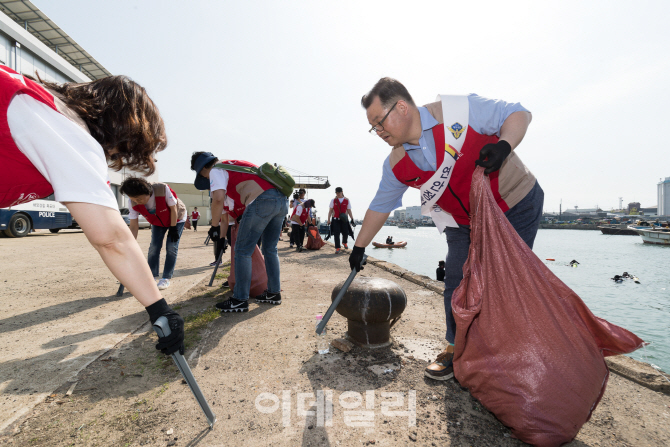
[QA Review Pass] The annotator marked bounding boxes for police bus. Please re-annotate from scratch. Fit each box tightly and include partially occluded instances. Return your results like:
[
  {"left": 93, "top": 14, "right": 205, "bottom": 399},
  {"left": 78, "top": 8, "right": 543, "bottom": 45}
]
[{"left": 0, "top": 195, "right": 75, "bottom": 237}]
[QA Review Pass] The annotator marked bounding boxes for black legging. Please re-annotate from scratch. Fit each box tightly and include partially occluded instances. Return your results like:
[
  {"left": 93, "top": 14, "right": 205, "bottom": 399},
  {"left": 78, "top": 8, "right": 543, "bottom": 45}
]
[
  {"left": 292, "top": 223, "right": 305, "bottom": 248},
  {"left": 331, "top": 218, "right": 349, "bottom": 249}
]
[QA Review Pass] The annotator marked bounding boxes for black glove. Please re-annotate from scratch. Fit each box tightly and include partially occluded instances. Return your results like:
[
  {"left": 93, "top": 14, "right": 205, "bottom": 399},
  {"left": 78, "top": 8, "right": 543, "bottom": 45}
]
[
  {"left": 168, "top": 226, "right": 180, "bottom": 243},
  {"left": 145, "top": 298, "right": 184, "bottom": 355},
  {"left": 349, "top": 246, "right": 366, "bottom": 272},
  {"left": 351, "top": 221, "right": 356, "bottom": 227},
  {"left": 475, "top": 140, "right": 511, "bottom": 175},
  {"left": 208, "top": 225, "right": 221, "bottom": 241}
]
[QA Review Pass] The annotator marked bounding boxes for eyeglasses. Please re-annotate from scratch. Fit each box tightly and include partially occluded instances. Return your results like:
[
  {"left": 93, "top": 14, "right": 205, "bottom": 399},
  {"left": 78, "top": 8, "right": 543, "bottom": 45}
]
[{"left": 368, "top": 101, "right": 398, "bottom": 134}]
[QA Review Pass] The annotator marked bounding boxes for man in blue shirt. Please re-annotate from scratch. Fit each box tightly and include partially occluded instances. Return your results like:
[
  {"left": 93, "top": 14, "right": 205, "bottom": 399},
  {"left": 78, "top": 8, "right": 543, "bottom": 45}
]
[{"left": 349, "top": 78, "right": 543, "bottom": 382}]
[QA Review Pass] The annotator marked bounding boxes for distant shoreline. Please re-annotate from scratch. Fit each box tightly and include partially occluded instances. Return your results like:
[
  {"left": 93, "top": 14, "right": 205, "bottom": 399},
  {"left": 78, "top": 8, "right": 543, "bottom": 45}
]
[{"left": 540, "top": 224, "right": 599, "bottom": 230}]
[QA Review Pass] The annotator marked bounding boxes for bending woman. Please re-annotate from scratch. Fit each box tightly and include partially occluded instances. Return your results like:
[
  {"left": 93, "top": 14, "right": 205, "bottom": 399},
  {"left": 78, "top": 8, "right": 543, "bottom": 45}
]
[{"left": 0, "top": 66, "right": 184, "bottom": 355}]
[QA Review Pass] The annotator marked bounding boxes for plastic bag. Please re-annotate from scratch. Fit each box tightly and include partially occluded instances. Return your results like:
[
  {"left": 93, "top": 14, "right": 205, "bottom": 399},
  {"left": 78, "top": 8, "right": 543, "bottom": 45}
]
[
  {"left": 305, "top": 225, "right": 326, "bottom": 250},
  {"left": 451, "top": 167, "right": 645, "bottom": 447},
  {"left": 228, "top": 225, "right": 268, "bottom": 297}
]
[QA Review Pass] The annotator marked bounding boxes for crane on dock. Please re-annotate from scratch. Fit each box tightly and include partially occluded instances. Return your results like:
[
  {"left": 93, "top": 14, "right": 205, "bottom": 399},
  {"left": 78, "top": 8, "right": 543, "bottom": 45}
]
[{"left": 285, "top": 166, "right": 330, "bottom": 190}]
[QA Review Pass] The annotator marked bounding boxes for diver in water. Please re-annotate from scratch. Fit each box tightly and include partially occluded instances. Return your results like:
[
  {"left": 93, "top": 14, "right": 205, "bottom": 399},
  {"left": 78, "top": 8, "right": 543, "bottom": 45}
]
[
  {"left": 611, "top": 275, "right": 623, "bottom": 283},
  {"left": 569, "top": 259, "right": 580, "bottom": 267}
]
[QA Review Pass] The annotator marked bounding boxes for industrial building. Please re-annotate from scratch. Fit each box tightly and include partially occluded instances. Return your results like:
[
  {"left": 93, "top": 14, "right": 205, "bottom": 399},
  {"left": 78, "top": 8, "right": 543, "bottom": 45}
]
[
  {"left": 0, "top": 0, "right": 156, "bottom": 209},
  {"left": 658, "top": 177, "right": 670, "bottom": 217}
]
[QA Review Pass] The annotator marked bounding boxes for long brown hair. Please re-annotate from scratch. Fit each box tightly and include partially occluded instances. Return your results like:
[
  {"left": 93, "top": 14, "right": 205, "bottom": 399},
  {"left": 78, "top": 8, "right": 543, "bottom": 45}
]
[{"left": 39, "top": 75, "right": 167, "bottom": 175}]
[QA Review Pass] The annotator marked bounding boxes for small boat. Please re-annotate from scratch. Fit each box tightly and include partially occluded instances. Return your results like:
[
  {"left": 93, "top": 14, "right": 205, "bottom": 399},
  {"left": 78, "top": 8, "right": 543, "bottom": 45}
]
[
  {"left": 397, "top": 222, "right": 417, "bottom": 229},
  {"left": 597, "top": 224, "right": 639, "bottom": 236},
  {"left": 372, "top": 241, "right": 407, "bottom": 249},
  {"left": 627, "top": 225, "right": 670, "bottom": 245}
]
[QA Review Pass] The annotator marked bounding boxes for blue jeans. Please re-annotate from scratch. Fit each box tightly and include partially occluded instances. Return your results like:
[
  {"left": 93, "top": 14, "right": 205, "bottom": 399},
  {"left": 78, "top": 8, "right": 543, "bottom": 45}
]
[
  {"left": 443, "top": 181, "right": 544, "bottom": 343},
  {"left": 233, "top": 189, "right": 288, "bottom": 301},
  {"left": 148, "top": 222, "right": 185, "bottom": 279}
]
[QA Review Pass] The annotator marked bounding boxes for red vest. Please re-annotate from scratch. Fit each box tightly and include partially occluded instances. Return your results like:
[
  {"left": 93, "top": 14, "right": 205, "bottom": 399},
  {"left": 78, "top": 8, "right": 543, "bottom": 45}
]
[
  {"left": 0, "top": 66, "right": 59, "bottom": 207},
  {"left": 132, "top": 185, "right": 179, "bottom": 227},
  {"left": 297, "top": 207, "right": 309, "bottom": 225},
  {"left": 291, "top": 205, "right": 309, "bottom": 225},
  {"left": 224, "top": 203, "right": 246, "bottom": 220},
  {"left": 333, "top": 197, "right": 349, "bottom": 218},
  {"left": 216, "top": 160, "right": 274, "bottom": 209},
  {"left": 391, "top": 124, "right": 505, "bottom": 225},
  {"left": 191, "top": 211, "right": 200, "bottom": 220}
]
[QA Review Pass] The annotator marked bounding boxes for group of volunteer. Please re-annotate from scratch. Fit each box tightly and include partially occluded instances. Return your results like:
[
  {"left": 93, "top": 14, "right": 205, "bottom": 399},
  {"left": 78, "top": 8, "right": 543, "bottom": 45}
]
[
  {"left": 288, "top": 189, "right": 314, "bottom": 252},
  {"left": 1, "top": 65, "right": 644, "bottom": 444}
]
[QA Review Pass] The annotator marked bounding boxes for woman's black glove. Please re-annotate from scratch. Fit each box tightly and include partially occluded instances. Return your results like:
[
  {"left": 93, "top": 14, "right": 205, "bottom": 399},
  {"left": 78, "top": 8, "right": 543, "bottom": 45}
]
[
  {"left": 168, "top": 226, "right": 180, "bottom": 243},
  {"left": 349, "top": 246, "right": 366, "bottom": 272},
  {"left": 475, "top": 140, "right": 511, "bottom": 174},
  {"left": 145, "top": 298, "right": 184, "bottom": 355},
  {"left": 208, "top": 225, "right": 221, "bottom": 241}
]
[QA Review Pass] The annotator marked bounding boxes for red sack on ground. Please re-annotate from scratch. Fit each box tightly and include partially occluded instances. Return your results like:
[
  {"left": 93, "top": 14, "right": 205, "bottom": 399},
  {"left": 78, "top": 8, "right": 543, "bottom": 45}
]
[
  {"left": 451, "top": 167, "right": 645, "bottom": 447},
  {"left": 305, "top": 225, "right": 326, "bottom": 250},
  {"left": 228, "top": 225, "right": 268, "bottom": 297}
]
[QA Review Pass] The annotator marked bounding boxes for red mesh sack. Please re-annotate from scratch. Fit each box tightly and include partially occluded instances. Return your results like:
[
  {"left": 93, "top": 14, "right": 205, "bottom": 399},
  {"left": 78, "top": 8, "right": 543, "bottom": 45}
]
[
  {"left": 305, "top": 226, "right": 326, "bottom": 250},
  {"left": 451, "top": 167, "right": 645, "bottom": 447},
  {"left": 228, "top": 225, "right": 268, "bottom": 297}
]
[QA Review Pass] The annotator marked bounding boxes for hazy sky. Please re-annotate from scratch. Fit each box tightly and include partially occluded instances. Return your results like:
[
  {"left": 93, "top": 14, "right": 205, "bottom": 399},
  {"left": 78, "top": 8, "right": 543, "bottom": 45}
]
[{"left": 36, "top": 0, "right": 670, "bottom": 215}]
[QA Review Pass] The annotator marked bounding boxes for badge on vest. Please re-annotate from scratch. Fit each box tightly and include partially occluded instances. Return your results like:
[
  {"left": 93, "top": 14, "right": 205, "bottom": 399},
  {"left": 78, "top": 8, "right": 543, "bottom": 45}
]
[{"left": 447, "top": 122, "right": 465, "bottom": 140}]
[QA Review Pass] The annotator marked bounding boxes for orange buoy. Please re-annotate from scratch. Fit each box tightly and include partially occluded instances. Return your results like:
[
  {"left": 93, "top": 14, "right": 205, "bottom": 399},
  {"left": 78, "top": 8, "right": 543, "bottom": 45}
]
[{"left": 546, "top": 258, "right": 555, "bottom": 261}]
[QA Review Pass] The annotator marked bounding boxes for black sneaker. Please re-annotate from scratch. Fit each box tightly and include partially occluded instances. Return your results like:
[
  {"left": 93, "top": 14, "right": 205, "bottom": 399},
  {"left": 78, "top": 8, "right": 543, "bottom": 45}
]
[
  {"left": 216, "top": 297, "right": 248, "bottom": 312},
  {"left": 255, "top": 290, "right": 282, "bottom": 305},
  {"left": 222, "top": 280, "right": 229, "bottom": 288}
]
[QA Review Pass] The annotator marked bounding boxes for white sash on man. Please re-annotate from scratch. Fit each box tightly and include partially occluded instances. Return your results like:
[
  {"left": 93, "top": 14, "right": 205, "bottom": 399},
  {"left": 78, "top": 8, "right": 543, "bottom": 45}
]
[{"left": 419, "top": 95, "right": 469, "bottom": 234}]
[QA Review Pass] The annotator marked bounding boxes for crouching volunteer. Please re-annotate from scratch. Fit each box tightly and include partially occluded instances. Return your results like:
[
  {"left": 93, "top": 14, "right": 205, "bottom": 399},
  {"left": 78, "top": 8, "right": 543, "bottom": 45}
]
[
  {"left": 191, "top": 152, "right": 288, "bottom": 311},
  {"left": 0, "top": 66, "right": 184, "bottom": 355},
  {"left": 120, "top": 177, "right": 187, "bottom": 290},
  {"left": 291, "top": 199, "right": 315, "bottom": 252},
  {"left": 349, "top": 78, "right": 543, "bottom": 381}
]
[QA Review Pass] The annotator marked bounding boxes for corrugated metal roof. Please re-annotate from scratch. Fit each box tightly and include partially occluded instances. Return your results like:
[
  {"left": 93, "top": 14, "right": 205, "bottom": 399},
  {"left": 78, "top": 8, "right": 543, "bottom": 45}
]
[{"left": 0, "top": 0, "right": 111, "bottom": 79}]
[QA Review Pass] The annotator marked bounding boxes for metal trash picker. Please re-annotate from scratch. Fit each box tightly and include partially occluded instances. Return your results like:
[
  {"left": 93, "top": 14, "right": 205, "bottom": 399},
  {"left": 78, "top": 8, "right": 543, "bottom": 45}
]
[
  {"left": 208, "top": 248, "right": 224, "bottom": 287},
  {"left": 153, "top": 317, "right": 217, "bottom": 428},
  {"left": 316, "top": 254, "right": 367, "bottom": 335}
]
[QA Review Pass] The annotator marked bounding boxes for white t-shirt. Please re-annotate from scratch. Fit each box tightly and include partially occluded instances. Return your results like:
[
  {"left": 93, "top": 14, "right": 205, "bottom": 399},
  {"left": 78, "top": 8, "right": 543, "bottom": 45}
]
[
  {"left": 128, "top": 185, "right": 186, "bottom": 223},
  {"left": 209, "top": 168, "right": 229, "bottom": 193},
  {"left": 329, "top": 197, "right": 352, "bottom": 210},
  {"left": 221, "top": 197, "right": 236, "bottom": 225},
  {"left": 7, "top": 94, "right": 118, "bottom": 210}
]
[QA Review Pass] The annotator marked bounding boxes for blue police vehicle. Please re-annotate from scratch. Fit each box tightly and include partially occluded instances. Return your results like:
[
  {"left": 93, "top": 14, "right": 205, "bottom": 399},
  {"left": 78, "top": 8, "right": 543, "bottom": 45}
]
[{"left": 0, "top": 194, "right": 75, "bottom": 237}]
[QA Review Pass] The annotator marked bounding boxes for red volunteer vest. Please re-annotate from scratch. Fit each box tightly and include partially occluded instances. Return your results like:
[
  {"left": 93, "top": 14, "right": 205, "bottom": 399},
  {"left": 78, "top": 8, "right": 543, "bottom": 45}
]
[
  {"left": 297, "top": 207, "right": 309, "bottom": 225},
  {"left": 0, "top": 66, "right": 59, "bottom": 207},
  {"left": 224, "top": 203, "right": 246, "bottom": 220},
  {"left": 391, "top": 124, "right": 505, "bottom": 225},
  {"left": 132, "top": 185, "right": 179, "bottom": 227},
  {"left": 333, "top": 197, "right": 349, "bottom": 218},
  {"left": 216, "top": 160, "right": 274, "bottom": 209},
  {"left": 191, "top": 211, "right": 200, "bottom": 220}
]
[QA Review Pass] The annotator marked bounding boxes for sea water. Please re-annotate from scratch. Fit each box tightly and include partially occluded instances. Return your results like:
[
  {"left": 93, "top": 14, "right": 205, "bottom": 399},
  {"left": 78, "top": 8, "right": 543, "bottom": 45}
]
[{"left": 368, "top": 226, "right": 670, "bottom": 373}]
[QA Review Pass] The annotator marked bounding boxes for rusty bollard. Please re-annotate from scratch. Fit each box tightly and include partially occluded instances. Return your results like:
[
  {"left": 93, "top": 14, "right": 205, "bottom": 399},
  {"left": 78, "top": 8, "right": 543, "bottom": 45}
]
[{"left": 332, "top": 277, "right": 406, "bottom": 348}]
